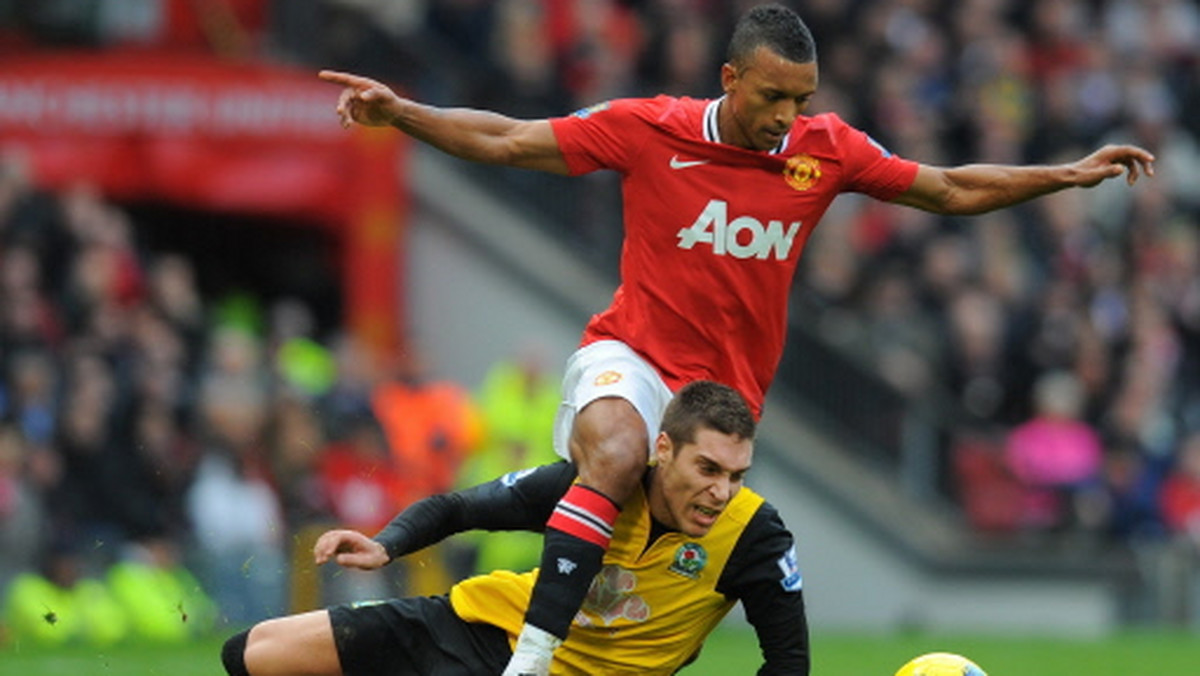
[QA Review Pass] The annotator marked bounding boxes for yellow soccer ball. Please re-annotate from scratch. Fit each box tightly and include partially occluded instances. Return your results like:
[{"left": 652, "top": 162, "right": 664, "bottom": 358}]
[{"left": 894, "top": 652, "right": 988, "bottom": 676}]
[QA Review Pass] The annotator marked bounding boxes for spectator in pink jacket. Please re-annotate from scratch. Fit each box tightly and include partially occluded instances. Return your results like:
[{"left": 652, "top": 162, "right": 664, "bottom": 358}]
[{"left": 1005, "top": 370, "right": 1105, "bottom": 531}]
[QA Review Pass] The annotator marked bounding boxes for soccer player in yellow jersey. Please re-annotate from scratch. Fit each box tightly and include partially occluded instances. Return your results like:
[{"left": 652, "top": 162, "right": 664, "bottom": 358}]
[{"left": 221, "top": 381, "right": 808, "bottom": 675}]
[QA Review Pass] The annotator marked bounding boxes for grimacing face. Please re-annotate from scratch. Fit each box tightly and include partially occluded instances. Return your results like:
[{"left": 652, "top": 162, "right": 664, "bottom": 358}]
[
  {"left": 719, "top": 45, "right": 818, "bottom": 152},
  {"left": 649, "top": 427, "right": 753, "bottom": 538}
]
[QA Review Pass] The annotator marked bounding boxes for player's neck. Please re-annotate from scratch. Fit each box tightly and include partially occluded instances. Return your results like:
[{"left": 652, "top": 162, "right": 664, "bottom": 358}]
[
  {"left": 714, "top": 98, "right": 759, "bottom": 151},
  {"left": 714, "top": 99, "right": 737, "bottom": 148}
]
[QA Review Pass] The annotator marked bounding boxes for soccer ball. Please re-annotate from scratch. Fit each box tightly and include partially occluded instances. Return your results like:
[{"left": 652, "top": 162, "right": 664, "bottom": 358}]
[{"left": 893, "top": 652, "right": 988, "bottom": 676}]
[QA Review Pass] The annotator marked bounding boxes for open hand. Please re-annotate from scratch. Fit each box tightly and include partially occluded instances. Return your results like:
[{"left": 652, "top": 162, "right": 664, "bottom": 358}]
[
  {"left": 313, "top": 529, "right": 389, "bottom": 570},
  {"left": 1074, "top": 144, "right": 1156, "bottom": 187}
]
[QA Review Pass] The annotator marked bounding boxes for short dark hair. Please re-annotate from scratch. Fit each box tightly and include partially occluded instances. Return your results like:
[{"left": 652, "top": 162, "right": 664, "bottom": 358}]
[
  {"left": 727, "top": 3, "right": 816, "bottom": 68},
  {"left": 660, "top": 380, "right": 757, "bottom": 447}
]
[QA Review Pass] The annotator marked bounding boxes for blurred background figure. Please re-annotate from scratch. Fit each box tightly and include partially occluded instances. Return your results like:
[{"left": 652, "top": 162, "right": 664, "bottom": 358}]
[
  {"left": 186, "top": 374, "right": 287, "bottom": 627},
  {"left": 1161, "top": 433, "right": 1200, "bottom": 546},
  {"left": 1158, "top": 432, "right": 1200, "bottom": 625},
  {"left": 1004, "top": 371, "right": 1106, "bottom": 535},
  {"left": 368, "top": 346, "right": 483, "bottom": 595},
  {"left": 0, "top": 424, "right": 43, "bottom": 601},
  {"left": 455, "top": 345, "right": 561, "bottom": 576},
  {"left": 371, "top": 346, "right": 482, "bottom": 512},
  {"left": 316, "top": 409, "right": 401, "bottom": 604}
]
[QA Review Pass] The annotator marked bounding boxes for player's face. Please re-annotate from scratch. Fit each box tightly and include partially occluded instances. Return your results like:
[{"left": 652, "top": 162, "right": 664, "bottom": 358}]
[
  {"left": 649, "top": 427, "right": 752, "bottom": 537},
  {"left": 719, "top": 46, "right": 818, "bottom": 151}
]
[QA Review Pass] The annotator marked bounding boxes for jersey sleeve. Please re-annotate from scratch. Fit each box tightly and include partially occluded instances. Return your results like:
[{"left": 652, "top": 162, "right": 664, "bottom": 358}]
[
  {"left": 373, "top": 461, "right": 577, "bottom": 561},
  {"left": 549, "top": 98, "right": 659, "bottom": 176},
  {"left": 833, "top": 115, "right": 920, "bottom": 201},
  {"left": 717, "top": 502, "right": 810, "bottom": 675}
]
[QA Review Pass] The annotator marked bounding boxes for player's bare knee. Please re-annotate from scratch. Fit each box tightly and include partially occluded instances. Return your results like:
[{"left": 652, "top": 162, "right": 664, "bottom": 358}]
[
  {"left": 575, "top": 431, "right": 648, "bottom": 503},
  {"left": 241, "top": 622, "right": 272, "bottom": 671},
  {"left": 243, "top": 619, "right": 294, "bottom": 673},
  {"left": 240, "top": 611, "right": 342, "bottom": 676}
]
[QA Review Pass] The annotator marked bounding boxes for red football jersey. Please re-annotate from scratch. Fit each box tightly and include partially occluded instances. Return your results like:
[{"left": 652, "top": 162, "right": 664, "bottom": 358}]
[{"left": 550, "top": 96, "right": 919, "bottom": 416}]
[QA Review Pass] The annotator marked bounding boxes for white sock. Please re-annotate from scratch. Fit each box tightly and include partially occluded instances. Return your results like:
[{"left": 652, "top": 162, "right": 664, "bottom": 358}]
[{"left": 501, "top": 623, "right": 563, "bottom": 676}]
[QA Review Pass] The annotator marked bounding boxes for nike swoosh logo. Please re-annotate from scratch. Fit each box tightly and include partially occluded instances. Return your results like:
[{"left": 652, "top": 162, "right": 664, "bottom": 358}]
[{"left": 669, "top": 155, "right": 709, "bottom": 170}]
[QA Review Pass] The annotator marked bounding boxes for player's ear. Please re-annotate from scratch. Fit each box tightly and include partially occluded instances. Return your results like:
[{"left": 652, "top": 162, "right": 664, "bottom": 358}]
[
  {"left": 720, "top": 62, "right": 738, "bottom": 93},
  {"left": 652, "top": 431, "right": 672, "bottom": 466}
]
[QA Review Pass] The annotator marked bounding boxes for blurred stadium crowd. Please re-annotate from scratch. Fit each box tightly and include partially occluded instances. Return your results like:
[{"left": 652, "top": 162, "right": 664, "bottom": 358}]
[
  {"left": 3, "top": 0, "right": 1200, "bottom": 640},
  {"left": 0, "top": 154, "right": 562, "bottom": 641}
]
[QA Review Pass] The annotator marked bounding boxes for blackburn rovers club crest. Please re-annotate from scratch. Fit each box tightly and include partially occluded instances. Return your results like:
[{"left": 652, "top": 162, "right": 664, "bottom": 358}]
[
  {"left": 783, "top": 153, "right": 821, "bottom": 191},
  {"left": 668, "top": 543, "right": 708, "bottom": 579},
  {"left": 594, "top": 370, "right": 623, "bottom": 386}
]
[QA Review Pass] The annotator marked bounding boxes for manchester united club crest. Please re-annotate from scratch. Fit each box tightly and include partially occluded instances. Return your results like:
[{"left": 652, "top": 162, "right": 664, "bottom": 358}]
[
  {"left": 594, "top": 370, "right": 623, "bottom": 386},
  {"left": 668, "top": 543, "right": 708, "bottom": 579},
  {"left": 783, "top": 153, "right": 821, "bottom": 191}
]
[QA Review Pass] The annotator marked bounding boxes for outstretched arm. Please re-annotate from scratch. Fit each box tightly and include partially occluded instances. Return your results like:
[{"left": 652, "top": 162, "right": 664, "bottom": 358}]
[
  {"left": 892, "top": 144, "right": 1156, "bottom": 215},
  {"left": 318, "top": 70, "right": 570, "bottom": 174},
  {"left": 313, "top": 462, "right": 577, "bottom": 570}
]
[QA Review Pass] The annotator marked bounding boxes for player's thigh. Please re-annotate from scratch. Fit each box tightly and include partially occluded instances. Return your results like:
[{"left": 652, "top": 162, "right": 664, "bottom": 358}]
[
  {"left": 554, "top": 340, "right": 673, "bottom": 464},
  {"left": 328, "top": 597, "right": 510, "bottom": 676},
  {"left": 245, "top": 610, "right": 342, "bottom": 676}
]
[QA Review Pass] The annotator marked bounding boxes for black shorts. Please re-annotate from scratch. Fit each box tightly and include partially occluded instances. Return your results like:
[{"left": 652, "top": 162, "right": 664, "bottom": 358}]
[{"left": 328, "top": 595, "right": 512, "bottom": 676}]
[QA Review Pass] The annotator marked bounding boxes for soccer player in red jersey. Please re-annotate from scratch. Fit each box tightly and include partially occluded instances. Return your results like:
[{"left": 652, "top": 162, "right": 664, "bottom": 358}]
[{"left": 318, "top": 5, "right": 1154, "bottom": 674}]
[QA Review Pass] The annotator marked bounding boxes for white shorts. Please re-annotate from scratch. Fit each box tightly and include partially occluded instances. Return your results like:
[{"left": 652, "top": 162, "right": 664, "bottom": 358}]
[{"left": 552, "top": 340, "right": 675, "bottom": 461}]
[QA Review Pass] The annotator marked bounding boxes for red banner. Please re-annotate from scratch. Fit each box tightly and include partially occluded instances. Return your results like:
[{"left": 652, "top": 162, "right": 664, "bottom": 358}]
[{"left": 0, "top": 51, "right": 407, "bottom": 358}]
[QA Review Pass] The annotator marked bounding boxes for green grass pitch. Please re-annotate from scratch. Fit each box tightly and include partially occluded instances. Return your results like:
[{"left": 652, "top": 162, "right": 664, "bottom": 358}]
[
  {"left": 1, "top": 625, "right": 1196, "bottom": 674},
  {"left": 694, "top": 626, "right": 1200, "bottom": 675}
]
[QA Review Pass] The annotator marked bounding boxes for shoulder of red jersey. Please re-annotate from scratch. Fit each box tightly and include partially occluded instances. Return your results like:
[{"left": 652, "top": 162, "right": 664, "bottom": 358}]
[
  {"left": 565, "top": 95, "right": 712, "bottom": 139},
  {"left": 783, "top": 112, "right": 903, "bottom": 160}
]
